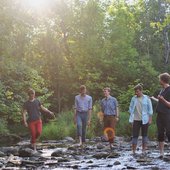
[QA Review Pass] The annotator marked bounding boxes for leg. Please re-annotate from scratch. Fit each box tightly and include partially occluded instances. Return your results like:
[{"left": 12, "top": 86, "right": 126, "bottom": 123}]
[
  {"left": 103, "top": 117, "right": 109, "bottom": 141},
  {"left": 108, "top": 116, "right": 116, "bottom": 143},
  {"left": 132, "top": 121, "right": 141, "bottom": 154},
  {"left": 28, "top": 121, "right": 36, "bottom": 149},
  {"left": 76, "top": 112, "right": 83, "bottom": 145},
  {"left": 35, "top": 119, "right": 42, "bottom": 139},
  {"left": 156, "top": 114, "right": 165, "bottom": 157},
  {"left": 164, "top": 113, "right": 170, "bottom": 142},
  {"left": 141, "top": 123, "right": 149, "bottom": 153},
  {"left": 82, "top": 112, "right": 88, "bottom": 143}
]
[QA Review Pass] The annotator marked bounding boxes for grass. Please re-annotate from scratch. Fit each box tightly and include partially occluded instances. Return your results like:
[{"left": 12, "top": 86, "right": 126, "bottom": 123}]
[{"left": 40, "top": 109, "right": 157, "bottom": 141}]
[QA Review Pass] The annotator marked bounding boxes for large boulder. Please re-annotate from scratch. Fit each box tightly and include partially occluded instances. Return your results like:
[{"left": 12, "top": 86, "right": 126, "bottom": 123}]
[{"left": 0, "top": 134, "right": 21, "bottom": 146}]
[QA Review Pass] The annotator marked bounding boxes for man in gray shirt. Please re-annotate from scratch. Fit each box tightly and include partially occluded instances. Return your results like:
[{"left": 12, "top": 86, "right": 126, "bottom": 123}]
[{"left": 74, "top": 85, "right": 92, "bottom": 146}]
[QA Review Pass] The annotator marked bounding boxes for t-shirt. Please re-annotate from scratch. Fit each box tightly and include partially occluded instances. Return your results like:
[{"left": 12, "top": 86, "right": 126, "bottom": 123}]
[
  {"left": 23, "top": 99, "right": 41, "bottom": 122},
  {"left": 134, "top": 97, "right": 143, "bottom": 121},
  {"left": 156, "top": 86, "right": 170, "bottom": 114}
]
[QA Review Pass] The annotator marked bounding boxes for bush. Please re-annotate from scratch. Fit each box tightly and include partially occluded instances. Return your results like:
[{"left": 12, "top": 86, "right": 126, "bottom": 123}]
[
  {"left": 0, "top": 119, "right": 9, "bottom": 134},
  {"left": 41, "top": 109, "right": 157, "bottom": 140},
  {"left": 116, "top": 112, "right": 132, "bottom": 137}
]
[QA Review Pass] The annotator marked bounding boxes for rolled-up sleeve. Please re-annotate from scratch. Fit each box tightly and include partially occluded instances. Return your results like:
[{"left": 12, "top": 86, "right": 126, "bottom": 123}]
[
  {"left": 74, "top": 96, "right": 78, "bottom": 109},
  {"left": 88, "top": 97, "right": 93, "bottom": 110},
  {"left": 147, "top": 98, "right": 153, "bottom": 116}
]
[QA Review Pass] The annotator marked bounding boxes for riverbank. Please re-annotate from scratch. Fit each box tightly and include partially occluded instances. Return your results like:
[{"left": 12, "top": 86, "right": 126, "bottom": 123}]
[{"left": 0, "top": 136, "right": 170, "bottom": 169}]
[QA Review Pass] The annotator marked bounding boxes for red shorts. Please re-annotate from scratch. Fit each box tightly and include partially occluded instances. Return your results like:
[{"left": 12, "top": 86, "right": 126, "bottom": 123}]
[{"left": 28, "top": 119, "right": 42, "bottom": 144}]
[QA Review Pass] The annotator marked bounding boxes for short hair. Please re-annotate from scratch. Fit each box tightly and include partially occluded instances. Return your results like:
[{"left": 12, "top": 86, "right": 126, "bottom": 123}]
[
  {"left": 103, "top": 87, "right": 111, "bottom": 92},
  {"left": 80, "top": 85, "right": 86, "bottom": 92},
  {"left": 27, "top": 88, "right": 35, "bottom": 96},
  {"left": 159, "top": 73, "right": 170, "bottom": 84},
  {"left": 134, "top": 84, "right": 143, "bottom": 91}
]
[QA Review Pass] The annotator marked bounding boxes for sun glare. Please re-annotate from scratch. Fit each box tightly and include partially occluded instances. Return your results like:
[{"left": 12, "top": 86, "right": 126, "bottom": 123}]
[
  {"left": 21, "top": 0, "right": 50, "bottom": 12},
  {"left": 27, "top": 0, "right": 48, "bottom": 8}
]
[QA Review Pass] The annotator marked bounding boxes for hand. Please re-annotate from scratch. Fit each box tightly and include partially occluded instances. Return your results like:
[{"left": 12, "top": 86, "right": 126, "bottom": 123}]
[
  {"left": 24, "top": 121, "right": 28, "bottom": 127},
  {"left": 148, "top": 117, "right": 152, "bottom": 125},
  {"left": 74, "top": 116, "right": 77, "bottom": 125},
  {"left": 158, "top": 95, "right": 164, "bottom": 102},
  {"left": 87, "top": 120, "right": 91, "bottom": 127},
  {"left": 116, "top": 117, "right": 119, "bottom": 122},
  {"left": 50, "top": 112, "right": 55, "bottom": 119}
]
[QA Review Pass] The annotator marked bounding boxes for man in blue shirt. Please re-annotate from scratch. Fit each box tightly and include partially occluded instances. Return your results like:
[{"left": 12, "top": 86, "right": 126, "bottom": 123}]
[
  {"left": 74, "top": 85, "right": 92, "bottom": 146},
  {"left": 129, "top": 84, "right": 153, "bottom": 156},
  {"left": 101, "top": 87, "right": 119, "bottom": 147}
]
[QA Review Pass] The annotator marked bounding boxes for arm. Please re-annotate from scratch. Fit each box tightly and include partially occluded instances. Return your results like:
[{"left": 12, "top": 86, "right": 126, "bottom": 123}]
[
  {"left": 148, "top": 97, "right": 153, "bottom": 124},
  {"left": 129, "top": 97, "right": 134, "bottom": 123},
  {"left": 74, "top": 97, "right": 77, "bottom": 124},
  {"left": 40, "top": 105, "right": 55, "bottom": 118},
  {"left": 150, "top": 96, "right": 159, "bottom": 102},
  {"left": 22, "top": 109, "right": 28, "bottom": 127},
  {"left": 115, "top": 99, "right": 119, "bottom": 120},
  {"left": 87, "top": 97, "right": 93, "bottom": 126},
  {"left": 158, "top": 95, "right": 170, "bottom": 108}
]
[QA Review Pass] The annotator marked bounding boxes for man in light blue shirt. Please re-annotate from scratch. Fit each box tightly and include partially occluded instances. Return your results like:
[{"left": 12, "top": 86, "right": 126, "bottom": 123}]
[
  {"left": 74, "top": 85, "right": 92, "bottom": 146},
  {"left": 129, "top": 84, "right": 153, "bottom": 155}
]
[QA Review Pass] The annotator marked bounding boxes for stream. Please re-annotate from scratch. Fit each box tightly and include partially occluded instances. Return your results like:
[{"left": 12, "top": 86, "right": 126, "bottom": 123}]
[{"left": 0, "top": 136, "right": 170, "bottom": 169}]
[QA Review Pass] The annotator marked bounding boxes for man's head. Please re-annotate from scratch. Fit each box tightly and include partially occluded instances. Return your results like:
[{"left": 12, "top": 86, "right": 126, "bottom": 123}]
[
  {"left": 134, "top": 84, "right": 143, "bottom": 97},
  {"left": 27, "top": 88, "right": 35, "bottom": 100},
  {"left": 80, "top": 85, "right": 87, "bottom": 95},
  {"left": 159, "top": 73, "right": 170, "bottom": 86},
  {"left": 103, "top": 87, "right": 111, "bottom": 97}
]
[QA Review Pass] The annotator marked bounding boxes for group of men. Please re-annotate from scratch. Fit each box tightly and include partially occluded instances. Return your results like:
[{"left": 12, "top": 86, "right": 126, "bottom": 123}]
[{"left": 22, "top": 72, "right": 170, "bottom": 158}]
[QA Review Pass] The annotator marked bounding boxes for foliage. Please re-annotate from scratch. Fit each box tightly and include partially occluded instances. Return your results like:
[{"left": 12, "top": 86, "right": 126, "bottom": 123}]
[
  {"left": 41, "top": 110, "right": 157, "bottom": 140},
  {"left": 0, "top": 0, "right": 169, "bottom": 137},
  {"left": 0, "top": 119, "right": 9, "bottom": 134}
]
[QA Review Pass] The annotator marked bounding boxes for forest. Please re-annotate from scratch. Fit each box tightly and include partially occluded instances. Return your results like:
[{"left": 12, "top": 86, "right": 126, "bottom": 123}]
[{"left": 0, "top": 0, "right": 170, "bottom": 137}]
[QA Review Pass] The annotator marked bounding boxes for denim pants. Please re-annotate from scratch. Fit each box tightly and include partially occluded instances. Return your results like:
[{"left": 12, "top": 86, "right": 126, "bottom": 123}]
[{"left": 76, "top": 111, "right": 88, "bottom": 142}]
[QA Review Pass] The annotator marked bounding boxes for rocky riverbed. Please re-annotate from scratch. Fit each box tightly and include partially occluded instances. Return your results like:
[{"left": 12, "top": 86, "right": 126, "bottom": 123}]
[{"left": 0, "top": 136, "right": 170, "bottom": 170}]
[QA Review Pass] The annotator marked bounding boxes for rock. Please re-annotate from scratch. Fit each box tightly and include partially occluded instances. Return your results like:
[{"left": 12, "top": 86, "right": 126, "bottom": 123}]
[
  {"left": 107, "top": 152, "right": 120, "bottom": 158},
  {"left": 163, "top": 156, "right": 170, "bottom": 162},
  {"left": 96, "top": 143, "right": 105, "bottom": 149},
  {"left": 0, "top": 162, "right": 3, "bottom": 168},
  {"left": 136, "top": 158, "right": 152, "bottom": 163},
  {"left": 0, "top": 147, "right": 19, "bottom": 156},
  {"left": 126, "top": 166, "right": 137, "bottom": 169},
  {"left": 57, "top": 157, "right": 69, "bottom": 162},
  {"left": 0, "top": 134, "right": 21, "bottom": 146},
  {"left": 92, "top": 152, "right": 109, "bottom": 159},
  {"left": 51, "top": 149, "right": 64, "bottom": 157},
  {"left": 87, "top": 160, "right": 93, "bottom": 163},
  {"left": 64, "top": 137, "right": 75, "bottom": 142},
  {"left": 0, "top": 151, "right": 5, "bottom": 157},
  {"left": 19, "top": 148, "right": 38, "bottom": 157},
  {"left": 21, "top": 160, "right": 44, "bottom": 166},
  {"left": 114, "top": 161, "right": 121, "bottom": 165}
]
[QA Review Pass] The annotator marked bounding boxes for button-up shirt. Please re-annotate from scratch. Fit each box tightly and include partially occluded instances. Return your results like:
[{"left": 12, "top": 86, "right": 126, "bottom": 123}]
[
  {"left": 101, "top": 96, "right": 118, "bottom": 116},
  {"left": 75, "top": 94, "right": 92, "bottom": 112},
  {"left": 129, "top": 95, "right": 153, "bottom": 124}
]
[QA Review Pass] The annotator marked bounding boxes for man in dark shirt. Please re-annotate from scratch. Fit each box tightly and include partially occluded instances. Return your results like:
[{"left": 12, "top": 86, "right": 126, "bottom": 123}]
[
  {"left": 22, "top": 89, "right": 54, "bottom": 151},
  {"left": 151, "top": 73, "right": 170, "bottom": 158}
]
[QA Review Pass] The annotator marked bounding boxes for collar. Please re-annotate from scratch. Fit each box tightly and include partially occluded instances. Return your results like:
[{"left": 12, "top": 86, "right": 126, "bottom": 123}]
[{"left": 105, "top": 95, "right": 111, "bottom": 100}]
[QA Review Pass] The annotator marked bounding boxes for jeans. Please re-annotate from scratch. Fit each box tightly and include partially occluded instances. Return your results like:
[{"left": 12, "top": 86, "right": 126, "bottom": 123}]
[
  {"left": 28, "top": 119, "right": 42, "bottom": 144},
  {"left": 132, "top": 120, "right": 149, "bottom": 145},
  {"left": 76, "top": 111, "right": 88, "bottom": 143},
  {"left": 157, "top": 112, "right": 170, "bottom": 142}
]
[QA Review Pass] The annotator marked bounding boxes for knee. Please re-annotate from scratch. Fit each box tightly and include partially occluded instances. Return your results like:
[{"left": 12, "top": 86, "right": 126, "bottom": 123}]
[{"left": 166, "top": 131, "right": 170, "bottom": 142}]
